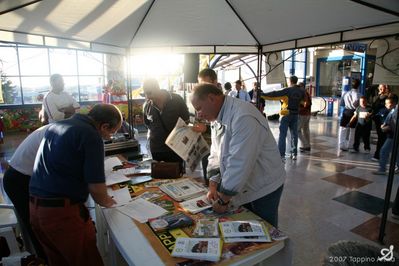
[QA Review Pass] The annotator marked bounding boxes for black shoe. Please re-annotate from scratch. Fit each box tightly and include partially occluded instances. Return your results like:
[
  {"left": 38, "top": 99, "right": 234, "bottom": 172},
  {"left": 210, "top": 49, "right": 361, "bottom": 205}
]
[{"left": 299, "top": 147, "right": 311, "bottom": 152}]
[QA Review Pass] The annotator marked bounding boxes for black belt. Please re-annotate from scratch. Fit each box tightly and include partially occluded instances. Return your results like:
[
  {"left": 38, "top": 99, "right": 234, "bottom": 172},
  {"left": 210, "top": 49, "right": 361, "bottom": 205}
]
[{"left": 29, "top": 196, "right": 79, "bottom": 208}]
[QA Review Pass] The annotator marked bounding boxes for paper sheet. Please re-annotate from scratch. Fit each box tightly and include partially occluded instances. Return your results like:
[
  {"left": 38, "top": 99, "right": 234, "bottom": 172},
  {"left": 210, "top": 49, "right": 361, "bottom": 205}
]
[
  {"left": 108, "top": 187, "right": 132, "bottom": 207},
  {"left": 116, "top": 198, "right": 168, "bottom": 223},
  {"left": 104, "top": 157, "right": 123, "bottom": 172},
  {"left": 105, "top": 172, "right": 130, "bottom": 186}
]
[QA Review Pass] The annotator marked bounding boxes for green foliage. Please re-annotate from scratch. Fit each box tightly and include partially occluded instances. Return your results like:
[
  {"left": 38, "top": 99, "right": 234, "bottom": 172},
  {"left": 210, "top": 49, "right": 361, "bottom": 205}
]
[{"left": 1, "top": 73, "right": 17, "bottom": 104}]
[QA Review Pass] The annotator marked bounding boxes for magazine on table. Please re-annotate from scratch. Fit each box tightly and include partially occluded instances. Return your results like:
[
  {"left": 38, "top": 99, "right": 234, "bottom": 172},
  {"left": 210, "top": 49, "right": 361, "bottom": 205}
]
[
  {"left": 171, "top": 237, "right": 222, "bottom": 262},
  {"left": 159, "top": 178, "right": 207, "bottom": 202},
  {"left": 223, "top": 234, "right": 271, "bottom": 243},
  {"left": 148, "top": 212, "right": 193, "bottom": 232},
  {"left": 192, "top": 218, "right": 219, "bottom": 238},
  {"left": 219, "top": 220, "right": 267, "bottom": 238},
  {"left": 165, "top": 118, "right": 209, "bottom": 172},
  {"left": 179, "top": 195, "right": 212, "bottom": 214}
]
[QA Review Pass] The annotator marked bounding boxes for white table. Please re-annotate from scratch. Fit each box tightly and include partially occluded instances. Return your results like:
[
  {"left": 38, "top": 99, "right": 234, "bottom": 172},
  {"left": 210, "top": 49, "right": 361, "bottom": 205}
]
[{"left": 97, "top": 206, "right": 292, "bottom": 266}]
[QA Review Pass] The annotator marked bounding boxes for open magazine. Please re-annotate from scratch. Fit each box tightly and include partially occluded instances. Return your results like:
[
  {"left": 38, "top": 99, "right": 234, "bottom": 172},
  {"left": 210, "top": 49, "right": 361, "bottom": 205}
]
[{"left": 165, "top": 118, "right": 209, "bottom": 172}]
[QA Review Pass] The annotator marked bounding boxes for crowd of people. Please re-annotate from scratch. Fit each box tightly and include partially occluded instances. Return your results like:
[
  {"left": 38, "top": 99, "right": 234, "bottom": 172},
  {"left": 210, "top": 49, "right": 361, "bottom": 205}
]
[{"left": 2, "top": 71, "right": 399, "bottom": 265}]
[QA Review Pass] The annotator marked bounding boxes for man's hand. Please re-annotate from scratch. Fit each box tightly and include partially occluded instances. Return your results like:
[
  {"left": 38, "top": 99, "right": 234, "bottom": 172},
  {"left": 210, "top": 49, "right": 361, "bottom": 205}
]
[
  {"left": 207, "top": 180, "right": 218, "bottom": 202},
  {"left": 89, "top": 183, "right": 116, "bottom": 208},
  {"left": 192, "top": 122, "right": 207, "bottom": 133}
]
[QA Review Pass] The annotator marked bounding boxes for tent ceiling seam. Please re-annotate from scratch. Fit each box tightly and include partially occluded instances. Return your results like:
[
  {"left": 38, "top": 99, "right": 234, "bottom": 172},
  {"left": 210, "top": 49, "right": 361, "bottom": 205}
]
[
  {"left": 0, "top": 0, "right": 42, "bottom": 16},
  {"left": 349, "top": 0, "right": 399, "bottom": 17},
  {"left": 128, "top": 0, "right": 156, "bottom": 47},
  {"left": 224, "top": 0, "right": 261, "bottom": 46}
]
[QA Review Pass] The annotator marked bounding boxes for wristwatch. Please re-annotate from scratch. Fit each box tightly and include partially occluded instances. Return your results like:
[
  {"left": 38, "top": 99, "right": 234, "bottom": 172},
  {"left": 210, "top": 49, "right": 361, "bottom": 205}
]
[{"left": 217, "top": 197, "right": 230, "bottom": 206}]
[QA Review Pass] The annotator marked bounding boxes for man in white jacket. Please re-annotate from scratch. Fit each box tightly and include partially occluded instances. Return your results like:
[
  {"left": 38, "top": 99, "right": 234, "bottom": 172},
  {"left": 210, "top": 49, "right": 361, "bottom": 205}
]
[
  {"left": 191, "top": 83, "right": 285, "bottom": 227},
  {"left": 41, "top": 74, "right": 80, "bottom": 123}
]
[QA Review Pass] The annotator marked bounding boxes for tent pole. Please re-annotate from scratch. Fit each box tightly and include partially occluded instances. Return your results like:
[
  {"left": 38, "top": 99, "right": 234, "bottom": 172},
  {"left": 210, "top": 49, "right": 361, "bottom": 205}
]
[
  {"left": 256, "top": 46, "right": 262, "bottom": 109},
  {"left": 378, "top": 107, "right": 399, "bottom": 243}
]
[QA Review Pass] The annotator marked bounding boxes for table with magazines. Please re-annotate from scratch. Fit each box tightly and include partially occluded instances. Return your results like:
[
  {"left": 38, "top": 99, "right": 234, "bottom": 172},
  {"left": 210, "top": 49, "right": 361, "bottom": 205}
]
[{"left": 97, "top": 173, "right": 292, "bottom": 266}]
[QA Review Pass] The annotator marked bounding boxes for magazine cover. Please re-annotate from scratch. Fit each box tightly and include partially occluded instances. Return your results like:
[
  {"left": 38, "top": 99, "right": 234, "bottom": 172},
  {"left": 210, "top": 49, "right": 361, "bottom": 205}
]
[
  {"left": 193, "top": 218, "right": 219, "bottom": 238},
  {"left": 219, "top": 220, "right": 267, "bottom": 238},
  {"left": 172, "top": 237, "right": 222, "bottom": 262},
  {"left": 148, "top": 212, "right": 194, "bottom": 232},
  {"left": 179, "top": 195, "right": 212, "bottom": 214},
  {"left": 160, "top": 178, "right": 207, "bottom": 201}
]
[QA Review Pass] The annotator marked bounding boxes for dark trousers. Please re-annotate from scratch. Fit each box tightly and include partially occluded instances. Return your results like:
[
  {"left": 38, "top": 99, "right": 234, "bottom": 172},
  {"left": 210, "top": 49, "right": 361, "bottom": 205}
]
[
  {"left": 243, "top": 185, "right": 284, "bottom": 228},
  {"left": 30, "top": 198, "right": 103, "bottom": 266},
  {"left": 374, "top": 120, "right": 387, "bottom": 159},
  {"left": 353, "top": 123, "right": 371, "bottom": 150},
  {"left": 2, "top": 167, "right": 47, "bottom": 260},
  {"left": 201, "top": 153, "right": 210, "bottom": 186}
]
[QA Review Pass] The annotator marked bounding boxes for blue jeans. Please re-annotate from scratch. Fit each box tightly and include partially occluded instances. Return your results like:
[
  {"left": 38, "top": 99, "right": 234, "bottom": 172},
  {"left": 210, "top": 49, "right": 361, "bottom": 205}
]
[
  {"left": 379, "top": 138, "right": 399, "bottom": 172},
  {"left": 243, "top": 185, "right": 284, "bottom": 228},
  {"left": 278, "top": 114, "right": 299, "bottom": 157}
]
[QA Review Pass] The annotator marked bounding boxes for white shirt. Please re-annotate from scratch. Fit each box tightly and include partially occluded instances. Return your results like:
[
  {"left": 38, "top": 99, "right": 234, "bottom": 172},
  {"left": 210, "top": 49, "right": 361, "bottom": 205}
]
[
  {"left": 9, "top": 125, "right": 49, "bottom": 176},
  {"left": 43, "top": 91, "right": 80, "bottom": 123},
  {"left": 228, "top": 90, "right": 251, "bottom": 102}
]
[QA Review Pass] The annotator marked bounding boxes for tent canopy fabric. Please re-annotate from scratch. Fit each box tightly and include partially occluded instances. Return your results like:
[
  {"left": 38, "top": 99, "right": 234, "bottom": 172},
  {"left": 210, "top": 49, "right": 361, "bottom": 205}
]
[{"left": 0, "top": 0, "right": 398, "bottom": 54}]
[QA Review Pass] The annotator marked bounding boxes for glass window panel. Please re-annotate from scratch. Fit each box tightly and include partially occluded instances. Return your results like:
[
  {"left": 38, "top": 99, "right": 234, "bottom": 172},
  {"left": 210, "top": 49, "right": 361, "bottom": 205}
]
[
  {"left": 77, "top": 51, "right": 104, "bottom": 75},
  {"left": 78, "top": 76, "right": 104, "bottom": 102},
  {"left": 62, "top": 76, "right": 79, "bottom": 102},
  {"left": 20, "top": 76, "right": 50, "bottom": 104},
  {"left": 49, "top": 49, "right": 77, "bottom": 75},
  {"left": 18, "top": 47, "right": 49, "bottom": 75},
  {"left": 0, "top": 46, "right": 19, "bottom": 75},
  {"left": 1, "top": 76, "right": 22, "bottom": 105}
]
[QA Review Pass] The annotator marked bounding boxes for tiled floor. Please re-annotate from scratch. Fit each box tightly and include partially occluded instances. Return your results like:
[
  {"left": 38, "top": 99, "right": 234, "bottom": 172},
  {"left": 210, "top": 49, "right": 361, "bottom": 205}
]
[{"left": 1, "top": 116, "right": 398, "bottom": 266}]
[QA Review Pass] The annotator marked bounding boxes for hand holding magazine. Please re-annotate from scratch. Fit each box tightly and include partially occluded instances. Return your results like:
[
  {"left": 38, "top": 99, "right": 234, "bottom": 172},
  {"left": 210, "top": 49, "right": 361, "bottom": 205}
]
[{"left": 165, "top": 118, "right": 209, "bottom": 172}]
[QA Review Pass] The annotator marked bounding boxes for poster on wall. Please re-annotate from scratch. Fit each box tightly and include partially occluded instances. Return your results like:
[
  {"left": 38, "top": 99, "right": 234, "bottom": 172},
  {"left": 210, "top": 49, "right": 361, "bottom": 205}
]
[
  {"left": 371, "top": 37, "right": 399, "bottom": 85},
  {"left": 265, "top": 52, "right": 285, "bottom": 85}
]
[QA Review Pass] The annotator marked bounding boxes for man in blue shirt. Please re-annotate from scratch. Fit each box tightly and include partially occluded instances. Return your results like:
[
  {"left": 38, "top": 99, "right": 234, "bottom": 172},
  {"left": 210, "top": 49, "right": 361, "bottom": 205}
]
[
  {"left": 262, "top": 76, "right": 305, "bottom": 160},
  {"left": 29, "top": 103, "right": 122, "bottom": 266}
]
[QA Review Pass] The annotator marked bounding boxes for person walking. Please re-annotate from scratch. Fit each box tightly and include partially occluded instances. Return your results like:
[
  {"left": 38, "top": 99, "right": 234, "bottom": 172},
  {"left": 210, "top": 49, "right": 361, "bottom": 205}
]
[
  {"left": 338, "top": 79, "right": 361, "bottom": 152},
  {"left": 298, "top": 83, "right": 312, "bottom": 152},
  {"left": 371, "top": 84, "right": 391, "bottom": 161},
  {"left": 262, "top": 76, "right": 305, "bottom": 160}
]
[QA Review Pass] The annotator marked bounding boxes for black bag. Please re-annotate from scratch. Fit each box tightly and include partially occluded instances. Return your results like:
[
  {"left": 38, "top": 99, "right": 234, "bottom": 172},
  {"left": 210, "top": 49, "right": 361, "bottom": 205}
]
[{"left": 151, "top": 161, "right": 183, "bottom": 179}]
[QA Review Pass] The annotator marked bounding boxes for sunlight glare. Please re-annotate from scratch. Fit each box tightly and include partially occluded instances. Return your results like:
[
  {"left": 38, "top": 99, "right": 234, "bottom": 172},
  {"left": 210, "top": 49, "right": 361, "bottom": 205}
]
[{"left": 130, "top": 54, "right": 183, "bottom": 78}]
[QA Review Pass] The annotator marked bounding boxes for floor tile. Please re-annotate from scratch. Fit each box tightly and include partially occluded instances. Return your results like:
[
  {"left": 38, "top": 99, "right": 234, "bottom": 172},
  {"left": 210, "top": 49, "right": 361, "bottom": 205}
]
[
  {"left": 322, "top": 173, "right": 372, "bottom": 189},
  {"left": 351, "top": 217, "right": 399, "bottom": 247},
  {"left": 313, "top": 161, "right": 356, "bottom": 172},
  {"left": 333, "top": 191, "right": 390, "bottom": 215}
]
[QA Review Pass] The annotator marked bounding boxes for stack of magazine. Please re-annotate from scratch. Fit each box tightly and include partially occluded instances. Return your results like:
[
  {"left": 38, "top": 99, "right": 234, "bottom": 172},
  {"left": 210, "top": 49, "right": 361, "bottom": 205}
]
[
  {"left": 171, "top": 237, "right": 222, "bottom": 262},
  {"left": 159, "top": 179, "right": 207, "bottom": 202},
  {"left": 192, "top": 218, "right": 219, "bottom": 238},
  {"left": 219, "top": 220, "right": 271, "bottom": 243}
]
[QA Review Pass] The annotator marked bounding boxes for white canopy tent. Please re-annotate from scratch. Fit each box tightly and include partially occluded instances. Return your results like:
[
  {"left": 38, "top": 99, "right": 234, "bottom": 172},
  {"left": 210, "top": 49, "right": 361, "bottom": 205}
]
[{"left": 0, "top": 0, "right": 398, "bottom": 55}]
